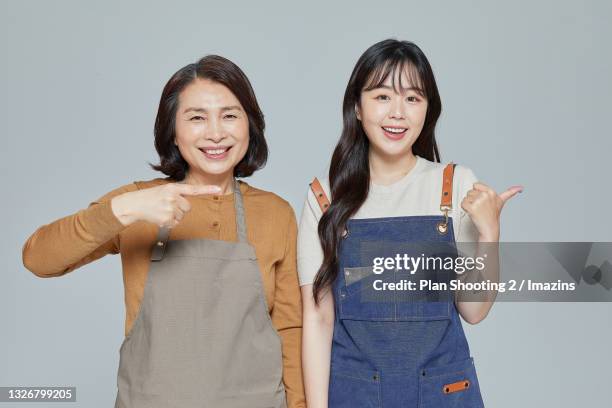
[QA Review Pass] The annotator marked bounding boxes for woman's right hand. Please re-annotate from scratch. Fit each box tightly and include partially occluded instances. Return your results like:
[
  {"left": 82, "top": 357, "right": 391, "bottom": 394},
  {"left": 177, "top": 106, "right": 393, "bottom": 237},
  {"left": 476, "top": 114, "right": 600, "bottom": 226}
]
[{"left": 110, "top": 183, "right": 221, "bottom": 228}]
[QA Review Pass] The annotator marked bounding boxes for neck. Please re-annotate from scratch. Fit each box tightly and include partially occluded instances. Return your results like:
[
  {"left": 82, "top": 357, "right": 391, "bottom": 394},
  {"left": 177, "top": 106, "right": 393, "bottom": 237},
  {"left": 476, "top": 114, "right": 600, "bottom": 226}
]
[
  {"left": 369, "top": 149, "right": 418, "bottom": 186},
  {"left": 184, "top": 170, "right": 234, "bottom": 195}
]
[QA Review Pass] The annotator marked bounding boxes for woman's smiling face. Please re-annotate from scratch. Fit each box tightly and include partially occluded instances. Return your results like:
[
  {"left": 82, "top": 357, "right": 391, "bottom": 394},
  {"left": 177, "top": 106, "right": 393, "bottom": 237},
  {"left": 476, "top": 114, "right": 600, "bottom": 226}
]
[
  {"left": 357, "top": 65, "right": 428, "bottom": 159},
  {"left": 174, "top": 78, "right": 250, "bottom": 180}
]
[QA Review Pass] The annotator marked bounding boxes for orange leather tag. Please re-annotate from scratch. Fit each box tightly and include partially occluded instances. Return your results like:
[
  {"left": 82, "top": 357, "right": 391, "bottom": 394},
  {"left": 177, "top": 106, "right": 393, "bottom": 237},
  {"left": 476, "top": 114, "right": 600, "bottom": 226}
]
[{"left": 443, "top": 379, "right": 470, "bottom": 394}]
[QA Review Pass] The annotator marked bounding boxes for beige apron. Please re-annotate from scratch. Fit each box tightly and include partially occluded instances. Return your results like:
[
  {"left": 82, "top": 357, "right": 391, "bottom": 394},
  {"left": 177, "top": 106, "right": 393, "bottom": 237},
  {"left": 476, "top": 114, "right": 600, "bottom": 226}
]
[{"left": 115, "top": 180, "right": 286, "bottom": 408}]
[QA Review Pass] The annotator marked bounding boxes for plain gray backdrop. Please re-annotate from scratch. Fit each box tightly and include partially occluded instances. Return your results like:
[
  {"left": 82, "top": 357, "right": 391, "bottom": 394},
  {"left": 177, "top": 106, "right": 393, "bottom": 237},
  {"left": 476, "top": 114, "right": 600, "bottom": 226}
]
[{"left": 2, "top": 0, "right": 611, "bottom": 406}]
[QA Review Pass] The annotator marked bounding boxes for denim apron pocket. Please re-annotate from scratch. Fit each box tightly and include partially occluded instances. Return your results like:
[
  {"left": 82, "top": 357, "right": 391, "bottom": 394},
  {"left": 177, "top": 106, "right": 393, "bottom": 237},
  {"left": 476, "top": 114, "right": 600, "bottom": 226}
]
[
  {"left": 418, "top": 357, "right": 484, "bottom": 408},
  {"left": 343, "top": 265, "right": 379, "bottom": 295},
  {"left": 338, "top": 260, "right": 452, "bottom": 321},
  {"left": 329, "top": 362, "right": 381, "bottom": 408}
]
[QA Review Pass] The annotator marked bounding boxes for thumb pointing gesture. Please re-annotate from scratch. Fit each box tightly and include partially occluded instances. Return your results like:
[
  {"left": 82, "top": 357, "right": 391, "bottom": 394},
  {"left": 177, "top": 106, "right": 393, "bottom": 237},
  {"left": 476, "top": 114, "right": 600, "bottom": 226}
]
[
  {"left": 498, "top": 185, "right": 524, "bottom": 205},
  {"left": 461, "top": 182, "right": 523, "bottom": 241}
]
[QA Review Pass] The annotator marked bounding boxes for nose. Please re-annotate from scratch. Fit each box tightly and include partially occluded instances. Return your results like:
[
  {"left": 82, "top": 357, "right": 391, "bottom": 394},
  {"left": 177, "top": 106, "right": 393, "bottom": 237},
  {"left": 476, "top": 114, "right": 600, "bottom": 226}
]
[
  {"left": 388, "top": 96, "right": 406, "bottom": 120},
  {"left": 205, "top": 117, "right": 226, "bottom": 143}
]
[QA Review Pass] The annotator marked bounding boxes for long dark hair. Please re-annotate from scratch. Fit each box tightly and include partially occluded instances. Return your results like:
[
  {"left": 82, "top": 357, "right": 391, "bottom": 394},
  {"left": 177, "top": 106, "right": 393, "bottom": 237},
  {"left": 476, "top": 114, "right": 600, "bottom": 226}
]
[
  {"left": 150, "top": 55, "right": 267, "bottom": 180},
  {"left": 312, "top": 39, "right": 443, "bottom": 302}
]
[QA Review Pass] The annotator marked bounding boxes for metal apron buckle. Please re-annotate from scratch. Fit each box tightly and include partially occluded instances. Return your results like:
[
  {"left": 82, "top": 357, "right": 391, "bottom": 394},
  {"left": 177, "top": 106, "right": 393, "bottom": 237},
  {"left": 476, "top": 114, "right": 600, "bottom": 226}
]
[{"left": 437, "top": 205, "right": 451, "bottom": 234}]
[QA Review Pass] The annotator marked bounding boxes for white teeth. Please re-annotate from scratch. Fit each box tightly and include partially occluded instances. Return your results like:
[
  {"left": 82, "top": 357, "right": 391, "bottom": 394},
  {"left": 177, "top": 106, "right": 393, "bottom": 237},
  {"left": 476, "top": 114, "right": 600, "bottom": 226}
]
[
  {"left": 203, "top": 148, "right": 228, "bottom": 154},
  {"left": 383, "top": 127, "right": 407, "bottom": 133}
]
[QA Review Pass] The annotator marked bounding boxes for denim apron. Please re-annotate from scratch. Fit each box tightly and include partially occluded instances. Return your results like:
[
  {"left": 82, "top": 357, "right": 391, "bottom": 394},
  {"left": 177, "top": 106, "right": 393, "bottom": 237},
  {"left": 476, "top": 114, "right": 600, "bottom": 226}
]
[
  {"left": 114, "top": 180, "right": 286, "bottom": 408},
  {"left": 310, "top": 164, "right": 485, "bottom": 408}
]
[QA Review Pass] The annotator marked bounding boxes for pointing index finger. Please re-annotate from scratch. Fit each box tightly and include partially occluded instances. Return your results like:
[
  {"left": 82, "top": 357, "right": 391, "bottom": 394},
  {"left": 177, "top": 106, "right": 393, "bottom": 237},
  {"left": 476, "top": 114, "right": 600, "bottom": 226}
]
[{"left": 175, "top": 184, "right": 222, "bottom": 196}]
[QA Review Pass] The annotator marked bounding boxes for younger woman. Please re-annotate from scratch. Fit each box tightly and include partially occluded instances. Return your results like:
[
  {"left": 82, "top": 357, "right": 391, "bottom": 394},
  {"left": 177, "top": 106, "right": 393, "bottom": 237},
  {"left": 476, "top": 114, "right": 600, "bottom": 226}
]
[{"left": 299, "top": 39, "right": 521, "bottom": 407}]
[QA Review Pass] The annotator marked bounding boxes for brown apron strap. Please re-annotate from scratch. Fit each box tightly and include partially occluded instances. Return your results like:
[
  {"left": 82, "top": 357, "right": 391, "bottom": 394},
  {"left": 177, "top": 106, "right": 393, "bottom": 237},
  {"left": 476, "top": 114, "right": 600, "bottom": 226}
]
[
  {"left": 233, "top": 179, "right": 248, "bottom": 243},
  {"left": 436, "top": 163, "right": 457, "bottom": 235},
  {"left": 151, "top": 179, "right": 246, "bottom": 261},
  {"left": 309, "top": 177, "right": 330, "bottom": 213},
  {"left": 440, "top": 163, "right": 456, "bottom": 211},
  {"left": 310, "top": 167, "right": 455, "bottom": 214}
]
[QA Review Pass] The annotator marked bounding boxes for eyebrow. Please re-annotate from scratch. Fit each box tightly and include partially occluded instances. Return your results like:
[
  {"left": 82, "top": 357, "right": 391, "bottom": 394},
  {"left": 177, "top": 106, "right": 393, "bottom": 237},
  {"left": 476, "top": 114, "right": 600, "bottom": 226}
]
[
  {"left": 368, "top": 85, "right": 423, "bottom": 93},
  {"left": 183, "top": 105, "right": 243, "bottom": 114}
]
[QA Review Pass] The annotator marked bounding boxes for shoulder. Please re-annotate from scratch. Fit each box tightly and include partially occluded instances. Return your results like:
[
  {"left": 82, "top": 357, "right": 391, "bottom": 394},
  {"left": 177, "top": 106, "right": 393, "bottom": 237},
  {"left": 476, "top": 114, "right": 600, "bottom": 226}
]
[
  {"left": 302, "top": 175, "right": 330, "bottom": 219},
  {"left": 309, "top": 176, "right": 331, "bottom": 201},
  {"left": 416, "top": 156, "right": 477, "bottom": 188},
  {"left": 411, "top": 157, "right": 478, "bottom": 218},
  {"left": 242, "top": 181, "right": 296, "bottom": 219},
  {"left": 133, "top": 177, "right": 173, "bottom": 190},
  {"left": 453, "top": 164, "right": 478, "bottom": 192}
]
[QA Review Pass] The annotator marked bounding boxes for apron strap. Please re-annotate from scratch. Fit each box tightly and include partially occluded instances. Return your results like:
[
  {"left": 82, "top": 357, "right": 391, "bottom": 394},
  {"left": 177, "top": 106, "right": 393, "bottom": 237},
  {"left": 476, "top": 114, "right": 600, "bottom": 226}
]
[
  {"left": 440, "top": 163, "right": 456, "bottom": 211},
  {"left": 309, "top": 177, "right": 330, "bottom": 213},
  {"left": 151, "top": 179, "right": 247, "bottom": 261},
  {"left": 151, "top": 225, "right": 171, "bottom": 261},
  {"left": 233, "top": 179, "right": 248, "bottom": 243},
  {"left": 436, "top": 163, "right": 456, "bottom": 235}
]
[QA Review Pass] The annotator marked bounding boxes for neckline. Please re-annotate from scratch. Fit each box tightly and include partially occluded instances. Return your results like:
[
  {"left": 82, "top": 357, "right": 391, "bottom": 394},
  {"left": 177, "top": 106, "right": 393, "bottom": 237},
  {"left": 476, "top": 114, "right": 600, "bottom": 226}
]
[{"left": 369, "top": 155, "right": 425, "bottom": 195}]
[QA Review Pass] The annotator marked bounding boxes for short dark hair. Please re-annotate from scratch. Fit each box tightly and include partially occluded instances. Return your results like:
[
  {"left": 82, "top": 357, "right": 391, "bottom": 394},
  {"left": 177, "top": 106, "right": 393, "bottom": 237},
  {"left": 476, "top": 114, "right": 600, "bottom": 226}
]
[{"left": 150, "top": 55, "right": 267, "bottom": 180}]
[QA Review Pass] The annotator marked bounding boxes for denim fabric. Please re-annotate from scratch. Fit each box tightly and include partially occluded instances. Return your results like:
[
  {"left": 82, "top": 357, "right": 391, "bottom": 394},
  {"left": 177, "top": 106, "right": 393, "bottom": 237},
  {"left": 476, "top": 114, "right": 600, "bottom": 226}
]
[{"left": 329, "top": 216, "right": 485, "bottom": 407}]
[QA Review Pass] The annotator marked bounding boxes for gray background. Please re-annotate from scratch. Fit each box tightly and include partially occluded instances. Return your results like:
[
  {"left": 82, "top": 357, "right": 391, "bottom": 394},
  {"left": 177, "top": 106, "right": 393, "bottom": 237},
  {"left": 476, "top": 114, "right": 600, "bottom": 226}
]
[{"left": 2, "top": 0, "right": 611, "bottom": 406}]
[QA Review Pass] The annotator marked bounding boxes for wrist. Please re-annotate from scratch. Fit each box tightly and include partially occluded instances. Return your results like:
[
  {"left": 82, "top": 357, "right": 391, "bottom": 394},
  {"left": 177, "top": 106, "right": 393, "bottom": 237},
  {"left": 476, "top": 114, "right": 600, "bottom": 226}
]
[
  {"left": 478, "top": 229, "right": 499, "bottom": 242},
  {"left": 111, "top": 193, "right": 139, "bottom": 226}
]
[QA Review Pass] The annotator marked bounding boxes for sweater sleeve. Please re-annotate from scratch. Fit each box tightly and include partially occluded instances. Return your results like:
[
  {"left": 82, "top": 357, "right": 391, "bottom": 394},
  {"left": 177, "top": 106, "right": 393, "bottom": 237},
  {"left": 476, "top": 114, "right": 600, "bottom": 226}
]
[
  {"left": 271, "top": 204, "right": 306, "bottom": 408},
  {"left": 22, "top": 183, "right": 138, "bottom": 277}
]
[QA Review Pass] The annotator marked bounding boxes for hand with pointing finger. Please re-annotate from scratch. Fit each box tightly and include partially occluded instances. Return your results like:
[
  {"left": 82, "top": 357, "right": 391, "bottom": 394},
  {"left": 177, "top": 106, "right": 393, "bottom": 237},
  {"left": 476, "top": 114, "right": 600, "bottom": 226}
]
[
  {"left": 111, "top": 183, "right": 222, "bottom": 228},
  {"left": 460, "top": 182, "right": 523, "bottom": 241}
]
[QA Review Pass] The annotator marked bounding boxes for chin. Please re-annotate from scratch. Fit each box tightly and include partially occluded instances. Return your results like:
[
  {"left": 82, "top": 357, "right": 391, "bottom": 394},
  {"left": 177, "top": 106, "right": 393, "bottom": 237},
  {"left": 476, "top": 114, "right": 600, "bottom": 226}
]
[
  {"left": 381, "top": 150, "right": 412, "bottom": 159},
  {"left": 192, "top": 162, "right": 233, "bottom": 177},
  {"left": 202, "top": 167, "right": 233, "bottom": 176},
  {"left": 372, "top": 142, "right": 412, "bottom": 158}
]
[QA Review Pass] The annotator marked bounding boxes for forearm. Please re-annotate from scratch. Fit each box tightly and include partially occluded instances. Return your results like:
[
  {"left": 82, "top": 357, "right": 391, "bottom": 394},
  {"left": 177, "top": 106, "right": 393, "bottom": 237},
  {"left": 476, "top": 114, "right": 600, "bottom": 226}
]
[
  {"left": 303, "top": 317, "right": 333, "bottom": 407},
  {"left": 22, "top": 185, "right": 135, "bottom": 277},
  {"left": 456, "top": 233, "right": 500, "bottom": 324},
  {"left": 302, "top": 286, "right": 334, "bottom": 408}
]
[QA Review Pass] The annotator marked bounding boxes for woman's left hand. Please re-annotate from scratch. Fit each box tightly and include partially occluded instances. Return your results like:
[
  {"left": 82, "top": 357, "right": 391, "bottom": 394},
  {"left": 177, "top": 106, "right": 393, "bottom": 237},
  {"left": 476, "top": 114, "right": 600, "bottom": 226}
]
[{"left": 461, "top": 182, "right": 523, "bottom": 241}]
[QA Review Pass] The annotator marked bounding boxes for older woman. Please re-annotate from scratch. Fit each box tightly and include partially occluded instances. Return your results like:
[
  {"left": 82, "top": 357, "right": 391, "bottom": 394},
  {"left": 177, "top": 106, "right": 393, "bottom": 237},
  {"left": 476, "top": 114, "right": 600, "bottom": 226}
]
[{"left": 22, "top": 55, "right": 305, "bottom": 408}]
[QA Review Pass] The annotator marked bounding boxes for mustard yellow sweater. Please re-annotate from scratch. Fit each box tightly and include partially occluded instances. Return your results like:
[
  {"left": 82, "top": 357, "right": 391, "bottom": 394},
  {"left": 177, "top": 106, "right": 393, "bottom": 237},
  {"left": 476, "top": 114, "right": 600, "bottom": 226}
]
[{"left": 22, "top": 178, "right": 305, "bottom": 407}]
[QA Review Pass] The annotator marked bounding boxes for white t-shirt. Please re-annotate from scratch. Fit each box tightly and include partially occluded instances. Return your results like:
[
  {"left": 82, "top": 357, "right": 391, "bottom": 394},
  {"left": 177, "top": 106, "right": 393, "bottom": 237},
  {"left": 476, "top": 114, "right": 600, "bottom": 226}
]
[{"left": 297, "top": 155, "right": 480, "bottom": 286}]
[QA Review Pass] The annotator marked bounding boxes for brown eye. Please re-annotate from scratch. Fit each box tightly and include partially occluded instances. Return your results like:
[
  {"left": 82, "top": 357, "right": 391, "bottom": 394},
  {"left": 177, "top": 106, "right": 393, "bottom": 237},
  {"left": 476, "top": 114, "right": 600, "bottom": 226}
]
[
  {"left": 190, "top": 116, "right": 205, "bottom": 121},
  {"left": 376, "top": 95, "right": 390, "bottom": 101}
]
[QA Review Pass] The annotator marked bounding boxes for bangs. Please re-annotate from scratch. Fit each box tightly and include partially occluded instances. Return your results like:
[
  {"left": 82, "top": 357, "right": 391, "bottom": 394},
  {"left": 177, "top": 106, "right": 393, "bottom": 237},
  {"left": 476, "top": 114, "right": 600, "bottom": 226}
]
[{"left": 362, "top": 58, "right": 426, "bottom": 97}]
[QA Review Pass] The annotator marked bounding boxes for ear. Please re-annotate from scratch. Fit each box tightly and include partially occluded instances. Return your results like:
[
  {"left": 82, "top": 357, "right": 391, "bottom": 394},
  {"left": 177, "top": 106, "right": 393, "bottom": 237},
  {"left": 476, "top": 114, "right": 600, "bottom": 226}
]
[
  {"left": 355, "top": 104, "right": 362, "bottom": 121},
  {"left": 174, "top": 138, "right": 177, "bottom": 146}
]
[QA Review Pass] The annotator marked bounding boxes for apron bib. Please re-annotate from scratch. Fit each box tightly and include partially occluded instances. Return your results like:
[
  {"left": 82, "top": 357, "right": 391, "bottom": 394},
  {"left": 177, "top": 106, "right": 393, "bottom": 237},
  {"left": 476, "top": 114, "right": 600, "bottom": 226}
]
[
  {"left": 310, "top": 163, "right": 485, "bottom": 408},
  {"left": 115, "top": 180, "right": 286, "bottom": 408}
]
